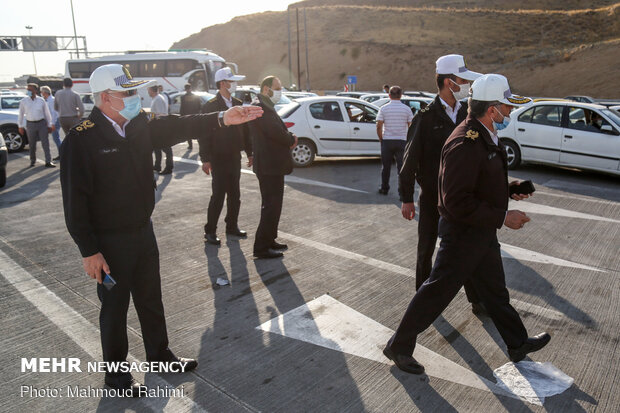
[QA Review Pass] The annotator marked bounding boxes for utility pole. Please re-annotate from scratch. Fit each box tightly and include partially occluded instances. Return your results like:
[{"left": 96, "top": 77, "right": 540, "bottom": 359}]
[
  {"left": 296, "top": 8, "right": 301, "bottom": 91},
  {"left": 25, "top": 25, "right": 37, "bottom": 75},
  {"left": 70, "top": 0, "right": 80, "bottom": 58},
  {"left": 304, "top": 8, "right": 310, "bottom": 91},
  {"left": 287, "top": 8, "right": 292, "bottom": 88}
]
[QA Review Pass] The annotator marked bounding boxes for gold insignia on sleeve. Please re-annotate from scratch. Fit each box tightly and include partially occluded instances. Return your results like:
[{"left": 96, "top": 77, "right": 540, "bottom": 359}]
[
  {"left": 75, "top": 119, "right": 95, "bottom": 132},
  {"left": 465, "top": 129, "right": 479, "bottom": 140}
]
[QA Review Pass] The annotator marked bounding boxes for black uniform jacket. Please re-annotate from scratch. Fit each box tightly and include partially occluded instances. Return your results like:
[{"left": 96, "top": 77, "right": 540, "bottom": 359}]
[
  {"left": 198, "top": 93, "right": 251, "bottom": 164},
  {"left": 179, "top": 92, "right": 202, "bottom": 116},
  {"left": 250, "top": 94, "right": 295, "bottom": 176},
  {"left": 60, "top": 106, "right": 219, "bottom": 257},
  {"left": 438, "top": 115, "right": 509, "bottom": 230},
  {"left": 399, "top": 95, "right": 468, "bottom": 203}
]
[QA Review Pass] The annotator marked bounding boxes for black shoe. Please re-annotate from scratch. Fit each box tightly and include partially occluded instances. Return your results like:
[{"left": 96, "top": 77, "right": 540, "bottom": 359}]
[
  {"left": 378, "top": 188, "right": 388, "bottom": 195},
  {"left": 104, "top": 376, "right": 146, "bottom": 398},
  {"left": 226, "top": 228, "right": 247, "bottom": 237},
  {"left": 29, "top": 161, "right": 36, "bottom": 167},
  {"left": 383, "top": 345, "right": 425, "bottom": 374},
  {"left": 507, "top": 332, "right": 551, "bottom": 362},
  {"left": 153, "top": 165, "right": 161, "bottom": 173},
  {"left": 253, "top": 249, "right": 284, "bottom": 259},
  {"left": 271, "top": 241, "right": 288, "bottom": 251},
  {"left": 204, "top": 233, "right": 221, "bottom": 245},
  {"left": 53, "top": 156, "right": 60, "bottom": 161},
  {"left": 45, "top": 162, "right": 56, "bottom": 168},
  {"left": 471, "top": 302, "right": 488, "bottom": 316},
  {"left": 160, "top": 167, "right": 173, "bottom": 175}
]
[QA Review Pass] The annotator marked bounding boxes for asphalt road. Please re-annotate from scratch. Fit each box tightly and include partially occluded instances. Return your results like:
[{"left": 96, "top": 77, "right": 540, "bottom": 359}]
[{"left": 1, "top": 143, "right": 618, "bottom": 412}]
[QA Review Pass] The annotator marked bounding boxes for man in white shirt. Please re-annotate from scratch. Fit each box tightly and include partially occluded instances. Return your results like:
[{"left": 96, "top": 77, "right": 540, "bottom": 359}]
[
  {"left": 18, "top": 83, "right": 55, "bottom": 167},
  {"left": 376, "top": 86, "right": 413, "bottom": 195},
  {"left": 149, "top": 85, "right": 173, "bottom": 174},
  {"left": 41, "top": 86, "right": 61, "bottom": 161}
]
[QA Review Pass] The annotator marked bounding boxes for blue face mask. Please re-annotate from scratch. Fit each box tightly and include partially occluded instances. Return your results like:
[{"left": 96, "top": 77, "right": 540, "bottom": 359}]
[
  {"left": 110, "top": 93, "right": 142, "bottom": 120},
  {"left": 494, "top": 117, "right": 511, "bottom": 131},
  {"left": 26, "top": 90, "right": 33, "bottom": 97}
]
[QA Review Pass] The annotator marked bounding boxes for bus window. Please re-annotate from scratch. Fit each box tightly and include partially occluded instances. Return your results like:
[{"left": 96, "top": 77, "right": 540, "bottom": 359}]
[
  {"left": 119, "top": 62, "right": 139, "bottom": 77},
  {"left": 166, "top": 59, "right": 198, "bottom": 77},
  {"left": 138, "top": 61, "right": 165, "bottom": 77},
  {"left": 69, "top": 62, "right": 90, "bottom": 78}
]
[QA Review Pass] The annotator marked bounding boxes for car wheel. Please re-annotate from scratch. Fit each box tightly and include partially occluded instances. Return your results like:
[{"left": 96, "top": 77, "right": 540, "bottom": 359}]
[
  {"left": 1, "top": 127, "right": 26, "bottom": 153},
  {"left": 291, "top": 138, "right": 316, "bottom": 167},
  {"left": 503, "top": 140, "right": 521, "bottom": 170}
]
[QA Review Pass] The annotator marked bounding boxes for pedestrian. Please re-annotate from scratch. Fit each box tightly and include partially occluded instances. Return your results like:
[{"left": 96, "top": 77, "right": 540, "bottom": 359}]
[
  {"left": 18, "top": 83, "right": 55, "bottom": 167},
  {"left": 250, "top": 76, "right": 297, "bottom": 259},
  {"left": 384, "top": 74, "right": 550, "bottom": 374},
  {"left": 40, "top": 86, "right": 62, "bottom": 161},
  {"left": 200, "top": 68, "right": 252, "bottom": 245},
  {"left": 383, "top": 84, "right": 390, "bottom": 93},
  {"left": 149, "top": 85, "right": 173, "bottom": 174},
  {"left": 180, "top": 83, "right": 202, "bottom": 149},
  {"left": 399, "top": 54, "right": 485, "bottom": 313},
  {"left": 376, "top": 86, "right": 413, "bottom": 195},
  {"left": 60, "top": 63, "right": 262, "bottom": 396},
  {"left": 54, "top": 77, "right": 84, "bottom": 134}
]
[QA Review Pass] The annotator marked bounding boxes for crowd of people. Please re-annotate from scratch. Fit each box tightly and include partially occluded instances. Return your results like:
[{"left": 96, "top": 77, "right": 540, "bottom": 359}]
[{"left": 12, "top": 54, "right": 553, "bottom": 395}]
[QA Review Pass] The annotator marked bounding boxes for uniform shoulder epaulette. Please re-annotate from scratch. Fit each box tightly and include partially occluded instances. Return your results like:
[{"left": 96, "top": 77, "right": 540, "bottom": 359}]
[
  {"left": 464, "top": 129, "right": 479, "bottom": 141},
  {"left": 207, "top": 96, "right": 218, "bottom": 103},
  {"left": 74, "top": 119, "right": 95, "bottom": 133}
]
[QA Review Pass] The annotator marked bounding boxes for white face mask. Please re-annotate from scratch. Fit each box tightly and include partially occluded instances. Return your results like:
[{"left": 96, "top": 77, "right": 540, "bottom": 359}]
[
  {"left": 270, "top": 88, "right": 282, "bottom": 104},
  {"left": 226, "top": 82, "right": 237, "bottom": 95},
  {"left": 450, "top": 80, "right": 470, "bottom": 101}
]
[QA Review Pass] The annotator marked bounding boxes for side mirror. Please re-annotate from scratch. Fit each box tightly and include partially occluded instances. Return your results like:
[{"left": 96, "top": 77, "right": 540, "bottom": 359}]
[{"left": 600, "top": 124, "right": 613, "bottom": 133}]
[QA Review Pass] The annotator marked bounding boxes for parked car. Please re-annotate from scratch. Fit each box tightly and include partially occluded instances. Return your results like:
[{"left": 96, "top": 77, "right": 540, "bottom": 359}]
[
  {"left": 0, "top": 131, "right": 7, "bottom": 188},
  {"left": 404, "top": 91, "right": 436, "bottom": 99},
  {"left": 359, "top": 93, "right": 388, "bottom": 103},
  {"left": 78, "top": 93, "right": 94, "bottom": 118},
  {"left": 0, "top": 110, "right": 27, "bottom": 152},
  {"left": 335, "top": 91, "right": 369, "bottom": 99},
  {"left": 564, "top": 95, "right": 596, "bottom": 103},
  {"left": 284, "top": 91, "right": 318, "bottom": 100},
  {"left": 233, "top": 86, "right": 292, "bottom": 111},
  {"left": 373, "top": 97, "right": 422, "bottom": 114},
  {"left": 167, "top": 91, "right": 216, "bottom": 114},
  {"left": 278, "top": 96, "right": 381, "bottom": 167},
  {"left": 498, "top": 101, "right": 620, "bottom": 176},
  {"left": 1, "top": 94, "right": 25, "bottom": 113}
]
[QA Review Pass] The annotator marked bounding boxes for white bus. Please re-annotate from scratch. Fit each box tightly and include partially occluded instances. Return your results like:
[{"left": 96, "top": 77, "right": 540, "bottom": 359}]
[{"left": 65, "top": 50, "right": 238, "bottom": 105}]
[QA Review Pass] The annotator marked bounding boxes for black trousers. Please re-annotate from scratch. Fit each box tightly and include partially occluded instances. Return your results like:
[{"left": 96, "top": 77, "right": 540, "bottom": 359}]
[
  {"left": 388, "top": 217, "right": 528, "bottom": 356},
  {"left": 254, "top": 174, "right": 285, "bottom": 253},
  {"left": 380, "top": 139, "right": 406, "bottom": 191},
  {"left": 96, "top": 222, "right": 172, "bottom": 377},
  {"left": 417, "top": 189, "right": 480, "bottom": 303},
  {"left": 204, "top": 161, "right": 241, "bottom": 234},
  {"left": 153, "top": 147, "right": 173, "bottom": 170}
]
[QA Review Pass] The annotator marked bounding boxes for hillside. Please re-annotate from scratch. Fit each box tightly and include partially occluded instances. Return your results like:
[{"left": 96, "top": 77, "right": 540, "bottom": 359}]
[{"left": 171, "top": 1, "right": 620, "bottom": 98}]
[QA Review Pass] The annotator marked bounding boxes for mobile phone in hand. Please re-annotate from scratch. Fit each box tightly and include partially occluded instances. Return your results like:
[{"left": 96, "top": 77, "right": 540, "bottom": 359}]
[
  {"left": 510, "top": 180, "right": 536, "bottom": 196},
  {"left": 102, "top": 273, "right": 116, "bottom": 290}
]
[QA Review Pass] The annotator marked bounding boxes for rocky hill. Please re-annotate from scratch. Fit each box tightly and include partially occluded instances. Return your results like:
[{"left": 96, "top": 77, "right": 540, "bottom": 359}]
[{"left": 171, "top": 1, "right": 620, "bottom": 98}]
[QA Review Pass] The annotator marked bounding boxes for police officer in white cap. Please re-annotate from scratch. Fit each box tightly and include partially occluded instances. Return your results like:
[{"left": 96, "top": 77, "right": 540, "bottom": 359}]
[
  {"left": 59, "top": 64, "right": 262, "bottom": 395},
  {"left": 384, "top": 74, "right": 550, "bottom": 375},
  {"left": 399, "top": 54, "right": 484, "bottom": 312}
]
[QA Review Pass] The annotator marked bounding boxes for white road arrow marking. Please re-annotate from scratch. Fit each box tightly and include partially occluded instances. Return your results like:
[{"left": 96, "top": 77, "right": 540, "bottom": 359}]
[
  {"left": 509, "top": 200, "right": 619, "bottom": 223},
  {"left": 257, "top": 295, "right": 520, "bottom": 400}
]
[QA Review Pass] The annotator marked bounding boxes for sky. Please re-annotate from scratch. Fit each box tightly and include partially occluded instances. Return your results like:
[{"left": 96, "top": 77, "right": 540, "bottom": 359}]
[{"left": 0, "top": 0, "right": 297, "bottom": 83}]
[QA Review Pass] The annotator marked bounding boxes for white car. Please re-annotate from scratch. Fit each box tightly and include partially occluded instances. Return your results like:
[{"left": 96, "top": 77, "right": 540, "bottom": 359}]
[
  {"left": 498, "top": 101, "right": 620, "bottom": 176},
  {"left": 0, "top": 110, "right": 27, "bottom": 152},
  {"left": 79, "top": 93, "right": 94, "bottom": 119},
  {"left": 359, "top": 93, "right": 388, "bottom": 103},
  {"left": 372, "top": 97, "right": 422, "bottom": 114},
  {"left": 0, "top": 94, "right": 26, "bottom": 113},
  {"left": 278, "top": 96, "right": 381, "bottom": 167}
]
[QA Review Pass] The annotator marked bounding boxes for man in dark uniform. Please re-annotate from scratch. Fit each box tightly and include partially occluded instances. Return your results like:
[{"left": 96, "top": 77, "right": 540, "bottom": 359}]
[
  {"left": 200, "top": 68, "right": 252, "bottom": 245},
  {"left": 60, "top": 64, "right": 262, "bottom": 395},
  {"left": 180, "top": 83, "right": 203, "bottom": 149},
  {"left": 250, "top": 76, "right": 297, "bottom": 259},
  {"left": 384, "top": 74, "right": 550, "bottom": 374},
  {"left": 399, "top": 54, "right": 484, "bottom": 313}
]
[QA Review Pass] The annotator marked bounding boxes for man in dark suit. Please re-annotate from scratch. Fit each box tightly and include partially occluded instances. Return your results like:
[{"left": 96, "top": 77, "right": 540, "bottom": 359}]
[
  {"left": 180, "top": 83, "right": 203, "bottom": 149},
  {"left": 199, "top": 68, "right": 252, "bottom": 245},
  {"left": 250, "top": 76, "right": 297, "bottom": 259},
  {"left": 399, "top": 54, "right": 484, "bottom": 314}
]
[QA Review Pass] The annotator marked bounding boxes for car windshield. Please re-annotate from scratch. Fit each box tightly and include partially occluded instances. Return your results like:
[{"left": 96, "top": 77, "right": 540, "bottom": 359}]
[
  {"left": 277, "top": 102, "right": 300, "bottom": 118},
  {"left": 601, "top": 109, "right": 620, "bottom": 128},
  {"left": 1, "top": 95, "right": 25, "bottom": 110}
]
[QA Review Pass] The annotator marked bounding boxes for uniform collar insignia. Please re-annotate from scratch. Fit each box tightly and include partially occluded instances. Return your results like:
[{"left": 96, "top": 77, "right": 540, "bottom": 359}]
[
  {"left": 75, "top": 119, "right": 95, "bottom": 132},
  {"left": 465, "top": 129, "right": 479, "bottom": 140}
]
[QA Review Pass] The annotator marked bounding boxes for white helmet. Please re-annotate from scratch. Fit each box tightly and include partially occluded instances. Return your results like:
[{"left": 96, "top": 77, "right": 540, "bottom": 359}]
[{"left": 471, "top": 74, "right": 532, "bottom": 107}]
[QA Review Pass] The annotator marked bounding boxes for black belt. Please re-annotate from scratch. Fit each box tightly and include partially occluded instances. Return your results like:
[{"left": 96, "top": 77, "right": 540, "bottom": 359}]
[{"left": 27, "top": 119, "right": 45, "bottom": 123}]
